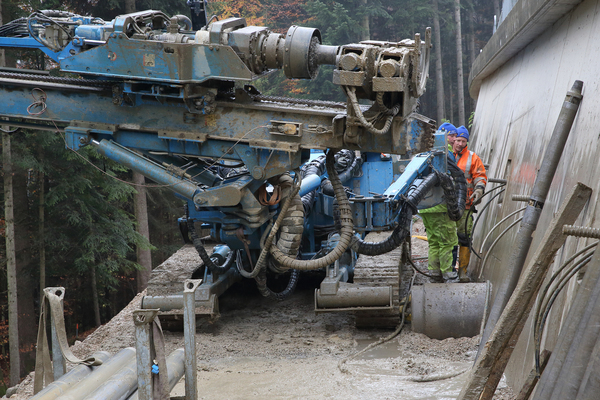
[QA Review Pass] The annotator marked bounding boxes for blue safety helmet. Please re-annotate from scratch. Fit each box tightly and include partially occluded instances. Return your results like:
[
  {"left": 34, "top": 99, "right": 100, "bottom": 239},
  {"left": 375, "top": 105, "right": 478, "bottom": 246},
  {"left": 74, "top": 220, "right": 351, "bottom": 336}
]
[
  {"left": 438, "top": 122, "right": 457, "bottom": 135},
  {"left": 456, "top": 125, "right": 470, "bottom": 141}
]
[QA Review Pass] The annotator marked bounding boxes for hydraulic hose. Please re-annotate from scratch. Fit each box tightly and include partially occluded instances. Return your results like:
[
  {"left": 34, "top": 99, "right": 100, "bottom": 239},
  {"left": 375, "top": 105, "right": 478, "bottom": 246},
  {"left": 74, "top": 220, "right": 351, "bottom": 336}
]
[
  {"left": 439, "top": 157, "right": 467, "bottom": 222},
  {"left": 301, "top": 190, "right": 317, "bottom": 215},
  {"left": 255, "top": 268, "right": 300, "bottom": 301},
  {"left": 269, "top": 149, "right": 354, "bottom": 270},
  {"left": 238, "top": 173, "right": 302, "bottom": 279},
  {"left": 188, "top": 220, "right": 232, "bottom": 275},
  {"left": 350, "top": 171, "right": 439, "bottom": 256},
  {"left": 345, "top": 86, "right": 400, "bottom": 135},
  {"left": 299, "top": 155, "right": 326, "bottom": 215},
  {"left": 320, "top": 152, "right": 362, "bottom": 196}
]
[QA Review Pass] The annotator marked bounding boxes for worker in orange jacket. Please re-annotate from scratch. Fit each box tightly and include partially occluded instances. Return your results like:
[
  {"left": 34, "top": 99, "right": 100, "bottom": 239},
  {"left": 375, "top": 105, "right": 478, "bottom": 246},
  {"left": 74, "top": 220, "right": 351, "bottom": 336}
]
[{"left": 453, "top": 126, "right": 487, "bottom": 282}]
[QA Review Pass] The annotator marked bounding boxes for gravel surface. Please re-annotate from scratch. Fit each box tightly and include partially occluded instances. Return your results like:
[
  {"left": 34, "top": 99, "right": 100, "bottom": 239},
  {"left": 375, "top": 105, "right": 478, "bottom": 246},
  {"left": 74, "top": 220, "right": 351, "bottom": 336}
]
[{"left": 7, "top": 221, "right": 515, "bottom": 399}]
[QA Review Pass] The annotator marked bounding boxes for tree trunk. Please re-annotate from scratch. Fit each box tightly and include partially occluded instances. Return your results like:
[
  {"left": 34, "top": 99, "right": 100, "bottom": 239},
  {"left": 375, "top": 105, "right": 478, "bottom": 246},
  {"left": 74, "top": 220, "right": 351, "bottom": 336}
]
[
  {"left": 39, "top": 155, "right": 46, "bottom": 302},
  {"left": 448, "top": 70, "right": 455, "bottom": 124},
  {"left": 125, "top": 0, "right": 136, "bottom": 13},
  {"left": 0, "top": 1, "right": 4, "bottom": 68},
  {"left": 432, "top": 0, "right": 445, "bottom": 123},
  {"left": 454, "top": 0, "right": 465, "bottom": 126},
  {"left": 3, "top": 133, "right": 20, "bottom": 386},
  {"left": 360, "top": 0, "right": 370, "bottom": 41},
  {"left": 91, "top": 267, "right": 101, "bottom": 327},
  {"left": 125, "top": 0, "right": 151, "bottom": 294},
  {"left": 14, "top": 151, "right": 37, "bottom": 377},
  {"left": 1, "top": 3, "right": 19, "bottom": 381},
  {"left": 133, "top": 172, "right": 152, "bottom": 292},
  {"left": 467, "top": 1, "right": 477, "bottom": 117}
]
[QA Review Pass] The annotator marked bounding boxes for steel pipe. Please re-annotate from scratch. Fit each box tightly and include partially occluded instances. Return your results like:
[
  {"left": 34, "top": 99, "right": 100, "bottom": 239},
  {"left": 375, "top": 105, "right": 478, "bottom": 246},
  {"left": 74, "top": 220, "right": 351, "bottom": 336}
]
[
  {"left": 511, "top": 194, "right": 530, "bottom": 202},
  {"left": 30, "top": 352, "right": 110, "bottom": 400},
  {"left": 315, "top": 284, "right": 392, "bottom": 310},
  {"left": 48, "top": 348, "right": 135, "bottom": 400},
  {"left": 411, "top": 283, "right": 489, "bottom": 339},
  {"left": 479, "top": 80, "right": 583, "bottom": 354},
  {"left": 83, "top": 355, "right": 138, "bottom": 400},
  {"left": 127, "top": 348, "right": 186, "bottom": 400}
]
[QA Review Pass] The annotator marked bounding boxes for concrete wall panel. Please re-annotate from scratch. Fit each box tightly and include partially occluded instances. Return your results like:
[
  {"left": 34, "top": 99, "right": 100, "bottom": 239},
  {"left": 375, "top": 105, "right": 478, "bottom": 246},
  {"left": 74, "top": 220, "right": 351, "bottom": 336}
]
[{"left": 468, "top": 0, "right": 600, "bottom": 391}]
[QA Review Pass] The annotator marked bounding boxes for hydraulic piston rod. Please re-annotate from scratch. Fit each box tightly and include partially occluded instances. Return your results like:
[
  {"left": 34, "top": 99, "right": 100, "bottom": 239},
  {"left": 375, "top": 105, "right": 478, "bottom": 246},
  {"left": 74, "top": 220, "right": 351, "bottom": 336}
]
[{"left": 91, "top": 139, "right": 201, "bottom": 203}]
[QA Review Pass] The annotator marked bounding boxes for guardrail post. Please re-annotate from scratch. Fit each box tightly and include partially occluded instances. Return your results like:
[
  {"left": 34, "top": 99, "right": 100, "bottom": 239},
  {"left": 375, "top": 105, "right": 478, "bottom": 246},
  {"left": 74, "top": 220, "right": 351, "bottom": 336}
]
[
  {"left": 133, "top": 309, "right": 159, "bottom": 400},
  {"left": 183, "top": 279, "right": 201, "bottom": 400}
]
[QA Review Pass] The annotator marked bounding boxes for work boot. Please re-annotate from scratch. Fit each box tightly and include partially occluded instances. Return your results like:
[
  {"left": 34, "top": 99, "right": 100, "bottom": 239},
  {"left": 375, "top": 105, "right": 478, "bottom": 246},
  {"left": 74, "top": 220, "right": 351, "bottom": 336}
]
[
  {"left": 428, "top": 269, "right": 442, "bottom": 283},
  {"left": 442, "top": 270, "right": 459, "bottom": 283},
  {"left": 458, "top": 246, "right": 471, "bottom": 282}
]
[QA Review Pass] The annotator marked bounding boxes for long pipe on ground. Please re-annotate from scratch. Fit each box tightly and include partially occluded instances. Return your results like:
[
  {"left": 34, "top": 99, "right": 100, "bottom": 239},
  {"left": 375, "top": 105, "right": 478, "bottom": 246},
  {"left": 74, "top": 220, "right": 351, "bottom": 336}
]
[
  {"left": 30, "top": 352, "right": 111, "bottom": 400},
  {"left": 478, "top": 80, "right": 583, "bottom": 355},
  {"left": 127, "top": 348, "right": 186, "bottom": 400},
  {"left": 48, "top": 348, "right": 136, "bottom": 400},
  {"left": 83, "top": 353, "right": 139, "bottom": 400}
]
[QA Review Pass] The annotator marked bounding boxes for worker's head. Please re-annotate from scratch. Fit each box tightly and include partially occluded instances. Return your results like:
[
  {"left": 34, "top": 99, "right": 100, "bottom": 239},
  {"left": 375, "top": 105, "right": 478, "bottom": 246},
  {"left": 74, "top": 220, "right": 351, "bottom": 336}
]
[
  {"left": 438, "top": 122, "right": 457, "bottom": 145},
  {"left": 453, "top": 126, "right": 469, "bottom": 153}
]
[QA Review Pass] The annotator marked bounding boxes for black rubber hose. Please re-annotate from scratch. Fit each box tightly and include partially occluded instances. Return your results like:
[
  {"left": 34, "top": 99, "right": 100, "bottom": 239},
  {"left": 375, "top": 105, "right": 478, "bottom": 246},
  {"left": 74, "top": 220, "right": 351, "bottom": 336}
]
[
  {"left": 350, "top": 172, "right": 439, "bottom": 256},
  {"left": 321, "top": 156, "right": 363, "bottom": 196},
  {"left": 299, "top": 155, "right": 326, "bottom": 214},
  {"left": 300, "top": 155, "right": 326, "bottom": 178},
  {"left": 301, "top": 190, "right": 317, "bottom": 215},
  {"left": 255, "top": 268, "right": 300, "bottom": 301},
  {"left": 437, "top": 156, "right": 467, "bottom": 221},
  {"left": 321, "top": 179, "right": 334, "bottom": 196},
  {"left": 188, "top": 219, "right": 232, "bottom": 275}
]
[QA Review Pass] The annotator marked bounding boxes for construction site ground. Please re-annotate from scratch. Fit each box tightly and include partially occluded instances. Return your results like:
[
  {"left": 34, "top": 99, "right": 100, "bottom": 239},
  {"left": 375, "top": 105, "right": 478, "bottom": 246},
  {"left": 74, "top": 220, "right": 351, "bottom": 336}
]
[{"left": 8, "top": 219, "right": 515, "bottom": 399}]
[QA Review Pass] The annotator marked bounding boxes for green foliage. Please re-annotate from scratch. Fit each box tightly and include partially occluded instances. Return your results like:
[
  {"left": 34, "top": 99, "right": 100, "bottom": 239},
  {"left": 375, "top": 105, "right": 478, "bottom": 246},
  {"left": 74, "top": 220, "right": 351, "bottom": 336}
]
[
  {"left": 42, "top": 138, "right": 144, "bottom": 286},
  {"left": 2, "top": 130, "right": 147, "bottom": 328}
]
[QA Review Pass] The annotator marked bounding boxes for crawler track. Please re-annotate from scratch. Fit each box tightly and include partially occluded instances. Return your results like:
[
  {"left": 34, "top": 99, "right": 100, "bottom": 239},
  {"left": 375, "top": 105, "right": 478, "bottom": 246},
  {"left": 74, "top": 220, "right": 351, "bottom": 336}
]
[{"left": 352, "top": 232, "right": 414, "bottom": 328}]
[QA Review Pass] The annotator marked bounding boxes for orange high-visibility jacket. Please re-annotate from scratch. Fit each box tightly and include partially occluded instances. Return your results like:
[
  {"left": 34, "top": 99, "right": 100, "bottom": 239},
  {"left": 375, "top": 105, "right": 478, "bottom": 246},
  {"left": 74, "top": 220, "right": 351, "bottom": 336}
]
[{"left": 454, "top": 145, "right": 487, "bottom": 209}]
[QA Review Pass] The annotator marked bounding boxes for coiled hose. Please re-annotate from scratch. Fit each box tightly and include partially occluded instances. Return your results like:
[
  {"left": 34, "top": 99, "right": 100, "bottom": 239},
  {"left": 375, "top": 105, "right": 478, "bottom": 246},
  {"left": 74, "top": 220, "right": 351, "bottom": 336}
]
[
  {"left": 269, "top": 149, "right": 355, "bottom": 270},
  {"left": 238, "top": 173, "right": 303, "bottom": 279},
  {"left": 349, "top": 172, "right": 439, "bottom": 256}
]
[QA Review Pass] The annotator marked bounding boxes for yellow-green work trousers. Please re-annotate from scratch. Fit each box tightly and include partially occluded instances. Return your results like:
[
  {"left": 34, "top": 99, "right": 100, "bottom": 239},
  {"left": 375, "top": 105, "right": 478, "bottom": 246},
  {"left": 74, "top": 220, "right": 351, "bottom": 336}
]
[{"left": 419, "top": 204, "right": 458, "bottom": 274}]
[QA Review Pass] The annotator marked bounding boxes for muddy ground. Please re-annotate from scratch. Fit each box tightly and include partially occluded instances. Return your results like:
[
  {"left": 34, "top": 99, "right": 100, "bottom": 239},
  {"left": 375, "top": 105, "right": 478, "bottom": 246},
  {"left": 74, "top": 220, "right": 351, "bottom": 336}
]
[{"left": 8, "top": 220, "right": 515, "bottom": 399}]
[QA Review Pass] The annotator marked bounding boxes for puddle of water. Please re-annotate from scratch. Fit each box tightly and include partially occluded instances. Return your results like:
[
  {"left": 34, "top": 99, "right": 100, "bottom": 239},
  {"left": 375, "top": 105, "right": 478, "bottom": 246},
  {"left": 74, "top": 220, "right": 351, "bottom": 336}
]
[
  {"left": 355, "top": 339, "right": 404, "bottom": 360},
  {"left": 348, "top": 364, "right": 471, "bottom": 400}
]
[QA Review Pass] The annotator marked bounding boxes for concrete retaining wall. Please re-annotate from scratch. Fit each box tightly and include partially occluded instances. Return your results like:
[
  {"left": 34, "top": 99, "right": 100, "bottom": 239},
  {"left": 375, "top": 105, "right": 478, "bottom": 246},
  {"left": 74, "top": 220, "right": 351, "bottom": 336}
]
[{"left": 468, "top": 0, "right": 600, "bottom": 391}]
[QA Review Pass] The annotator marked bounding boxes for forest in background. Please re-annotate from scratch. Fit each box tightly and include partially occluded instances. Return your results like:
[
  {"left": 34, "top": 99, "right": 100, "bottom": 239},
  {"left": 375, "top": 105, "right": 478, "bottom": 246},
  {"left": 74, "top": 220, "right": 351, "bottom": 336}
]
[{"left": 0, "top": 0, "right": 499, "bottom": 390}]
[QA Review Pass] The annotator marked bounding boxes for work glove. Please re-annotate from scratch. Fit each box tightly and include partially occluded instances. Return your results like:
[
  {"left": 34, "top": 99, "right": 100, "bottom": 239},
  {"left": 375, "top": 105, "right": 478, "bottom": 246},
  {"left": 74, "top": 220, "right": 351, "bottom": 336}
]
[{"left": 470, "top": 186, "right": 485, "bottom": 205}]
